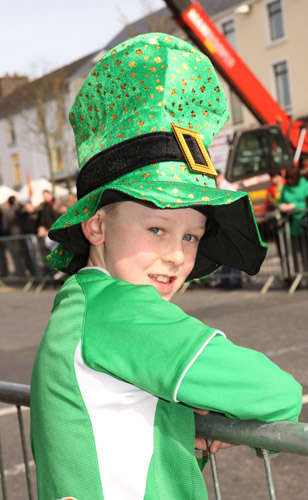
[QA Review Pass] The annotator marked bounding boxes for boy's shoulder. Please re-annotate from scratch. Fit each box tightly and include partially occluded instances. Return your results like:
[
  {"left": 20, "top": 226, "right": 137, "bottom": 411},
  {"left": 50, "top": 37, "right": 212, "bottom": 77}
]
[
  {"left": 75, "top": 268, "right": 168, "bottom": 306},
  {"left": 56, "top": 269, "right": 216, "bottom": 339},
  {"left": 68, "top": 268, "right": 193, "bottom": 323}
]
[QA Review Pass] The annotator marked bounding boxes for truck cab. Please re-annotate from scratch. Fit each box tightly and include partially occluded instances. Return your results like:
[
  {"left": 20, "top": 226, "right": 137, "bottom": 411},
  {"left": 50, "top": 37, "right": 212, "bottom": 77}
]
[{"left": 225, "top": 125, "right": 293, "bottom": 215}]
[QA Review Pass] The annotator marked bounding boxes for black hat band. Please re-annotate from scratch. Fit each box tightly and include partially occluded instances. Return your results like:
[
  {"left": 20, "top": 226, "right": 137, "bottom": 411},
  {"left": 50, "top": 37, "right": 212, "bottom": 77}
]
[{"left": 77, "top": 131, "right": 212, "bottom": 199}]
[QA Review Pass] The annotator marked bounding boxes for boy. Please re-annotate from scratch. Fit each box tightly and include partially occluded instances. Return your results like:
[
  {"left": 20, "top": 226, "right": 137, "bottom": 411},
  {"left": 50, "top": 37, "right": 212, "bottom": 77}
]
[{"left": 30, "top": 33, "right": 302, "bottom": 500}]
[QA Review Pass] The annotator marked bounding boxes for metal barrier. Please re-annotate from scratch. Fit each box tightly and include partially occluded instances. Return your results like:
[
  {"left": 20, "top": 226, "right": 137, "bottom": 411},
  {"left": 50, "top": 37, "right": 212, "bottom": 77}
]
[
  {"left": 0, "top": 382, "right": 33, "bottom": 500},
  {"left": 0, "top": 234, "right": 65, "bottom": 292},
  {"left": 1, "top": 212, "right": 307, "bottom": 295},
  {"left": 256, "top": 209, "right": 308, "bottom": 294},
  {"left": 1, "top": 381, "right": 308, "bottom": 500},
  {"left": 187, "top": 209, "right": 308, "bottom": 294}
]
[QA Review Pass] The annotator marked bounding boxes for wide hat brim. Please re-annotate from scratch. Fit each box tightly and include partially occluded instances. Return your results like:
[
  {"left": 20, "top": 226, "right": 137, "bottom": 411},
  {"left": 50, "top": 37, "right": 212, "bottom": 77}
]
[{"left": 48, "top": 161, "right": 267, "bottom": 280}]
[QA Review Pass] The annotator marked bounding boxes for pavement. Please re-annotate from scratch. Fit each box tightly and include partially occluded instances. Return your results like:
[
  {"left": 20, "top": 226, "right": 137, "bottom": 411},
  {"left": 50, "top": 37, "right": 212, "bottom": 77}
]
[{"left": 1, "top": 283, "right": 308, "bottom": 499}]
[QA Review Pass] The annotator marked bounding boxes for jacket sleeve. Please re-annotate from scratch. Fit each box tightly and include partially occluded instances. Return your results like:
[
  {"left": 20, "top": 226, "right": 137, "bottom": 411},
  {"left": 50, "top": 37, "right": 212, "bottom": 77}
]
[
  {"left": 79, "top": 275, "right": 302, "bottom": 422},
  {"left": 177, "top": 333, "right": 302, "bottom": 423},
  {"left": 79, "top": 276, "right": 222, "bottom": 403}
]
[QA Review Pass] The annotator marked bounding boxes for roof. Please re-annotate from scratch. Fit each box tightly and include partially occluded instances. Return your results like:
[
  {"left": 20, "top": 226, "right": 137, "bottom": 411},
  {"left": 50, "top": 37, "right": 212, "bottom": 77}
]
[
  {"left": 0, "top": 0, "right": 244, "bottom": 118},
  {"left": 103, "top": 0, "right": 245, "bottom": 50},
  {"left": 201, "top": 0, "right": 245, "bottom": 16},
  {"left": 0, "top": 51, "right": 98, "bottom": 118}
]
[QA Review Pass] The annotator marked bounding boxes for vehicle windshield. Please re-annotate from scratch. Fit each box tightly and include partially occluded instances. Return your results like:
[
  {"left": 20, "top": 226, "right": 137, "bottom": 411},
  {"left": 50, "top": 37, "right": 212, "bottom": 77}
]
[{"left": 229, "top": 127, "right": 292, "bottom": 181}]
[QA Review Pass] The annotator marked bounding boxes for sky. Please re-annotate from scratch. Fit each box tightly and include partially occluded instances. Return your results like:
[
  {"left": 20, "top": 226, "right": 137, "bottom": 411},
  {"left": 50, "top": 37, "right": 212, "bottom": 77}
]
[{"left": 1, "top": 0, "right": 166, "bottom": 78}]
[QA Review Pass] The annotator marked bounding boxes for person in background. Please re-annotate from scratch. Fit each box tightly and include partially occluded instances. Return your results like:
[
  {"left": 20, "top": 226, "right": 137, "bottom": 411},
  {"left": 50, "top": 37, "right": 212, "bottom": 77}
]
[
  {"left": 19, "top": 202, "right": 40, "bottom": 277},
  {"left": 216, "top": 169, "right": 237, "bottom": 192},
  {"left": 43, "top": 216, "right": 67, "bottom": 280},
  {"left": 278, "top": 167, "right": 308, "bottom": 274},
  {"left": 2, "top": 196, "right": 27, "bottom": 275},
  {"left": 44, "top": 200, "right": 68, "bottom": 252},
  {"left": 265, "top": 169, "right": 285, "bottom": 212},
  {"left": 53, "top": 200, "right": 68, "bottom": 216},
  {"left": 20, "top": 202, "right": 39, "bottom": 234},
  {"left": 37, "top": 190, "right": 57, "bottom": 238},
  {"left": 36, "top": 190, "right": 58, "bottom": 270},
  {"left": 0, "top": 207, "right": 8, "bottom": 276}
]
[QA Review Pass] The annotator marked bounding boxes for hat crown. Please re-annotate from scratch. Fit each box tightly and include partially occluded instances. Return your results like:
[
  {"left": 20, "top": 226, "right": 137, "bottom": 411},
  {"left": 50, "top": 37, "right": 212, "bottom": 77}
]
[{"left": 70, "top": 33, "right": 230, "bottom": 170}]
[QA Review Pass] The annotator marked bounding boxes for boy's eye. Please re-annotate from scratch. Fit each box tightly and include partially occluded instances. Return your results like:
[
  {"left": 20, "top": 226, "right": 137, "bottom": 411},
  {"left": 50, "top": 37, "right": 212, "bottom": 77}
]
[
  {"left": 149, "top": 227, "right": 163, "bottom": 235},
  {"left": 183, "top": 234, "right": 197, "bottom": 242}
]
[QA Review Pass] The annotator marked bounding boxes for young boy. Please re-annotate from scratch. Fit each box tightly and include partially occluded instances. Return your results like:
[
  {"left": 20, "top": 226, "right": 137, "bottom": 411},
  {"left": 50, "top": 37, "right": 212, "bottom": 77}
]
[{"left": 30, "top": 33, "right": 302, "bottom": 500}]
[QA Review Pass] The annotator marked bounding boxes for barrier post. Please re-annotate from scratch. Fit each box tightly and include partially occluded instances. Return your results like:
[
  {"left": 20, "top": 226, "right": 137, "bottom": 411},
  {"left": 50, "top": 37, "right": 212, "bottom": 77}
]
[
  {"left": 2, "top": 387, "right": 308, "bottom": 499},
  {"left": 0, "top": 434, "right": 8, "bottom": 500}
]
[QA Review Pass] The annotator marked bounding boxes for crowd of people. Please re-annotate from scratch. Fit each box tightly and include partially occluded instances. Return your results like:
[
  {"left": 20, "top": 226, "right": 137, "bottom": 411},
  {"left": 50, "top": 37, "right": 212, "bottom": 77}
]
[
  {"left": 0, "top": 169, "right": 307, "bottom": 281},
  {"left": 0, "top": 189, "right": 73, "bottom": 277},
  {"left": 265, "top": 167, "right": 308, "bottom": 277}
]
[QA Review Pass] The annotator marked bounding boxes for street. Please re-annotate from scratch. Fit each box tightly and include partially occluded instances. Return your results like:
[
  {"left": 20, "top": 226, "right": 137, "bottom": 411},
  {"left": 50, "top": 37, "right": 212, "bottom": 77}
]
[{"left": 1, "top": 283, "right": 308, "bottom": 499}]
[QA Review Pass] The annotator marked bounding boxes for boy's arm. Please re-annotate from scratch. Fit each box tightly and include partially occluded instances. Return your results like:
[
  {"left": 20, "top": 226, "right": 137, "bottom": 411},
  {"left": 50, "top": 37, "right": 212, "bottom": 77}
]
[
  {"left": 176, "top": 334, "right": 302, "bottom": 423},
  {"left": 79, "top": 276, "right": 302, "bottom": 423}
]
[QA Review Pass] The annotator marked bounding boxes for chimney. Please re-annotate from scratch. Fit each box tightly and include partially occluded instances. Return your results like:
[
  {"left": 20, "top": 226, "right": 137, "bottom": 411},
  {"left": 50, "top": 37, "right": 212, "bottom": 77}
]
[{"left": 0, "top": 74, "right": 29, "bottom": 100}]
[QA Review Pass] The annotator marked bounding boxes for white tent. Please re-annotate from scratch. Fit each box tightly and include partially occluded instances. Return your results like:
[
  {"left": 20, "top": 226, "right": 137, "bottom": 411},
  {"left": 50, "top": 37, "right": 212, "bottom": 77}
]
[
  {"left": 0, "top": 185, "right": 20, "bottom": 205},
  {"left": 18, "top": 178, "right": 69, "bottom": 207}
]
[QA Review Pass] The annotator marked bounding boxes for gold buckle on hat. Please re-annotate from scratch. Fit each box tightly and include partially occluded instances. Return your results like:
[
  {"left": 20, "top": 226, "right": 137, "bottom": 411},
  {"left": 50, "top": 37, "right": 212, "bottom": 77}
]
[{"left": 171, "top": 123, "right": 217, "bottom": 177}]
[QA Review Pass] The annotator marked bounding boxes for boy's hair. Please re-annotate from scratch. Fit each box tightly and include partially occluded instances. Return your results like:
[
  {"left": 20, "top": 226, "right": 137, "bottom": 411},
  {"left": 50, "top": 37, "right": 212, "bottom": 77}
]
[{"left": 98, "top": 203, "right": 119, "bottom": 217}]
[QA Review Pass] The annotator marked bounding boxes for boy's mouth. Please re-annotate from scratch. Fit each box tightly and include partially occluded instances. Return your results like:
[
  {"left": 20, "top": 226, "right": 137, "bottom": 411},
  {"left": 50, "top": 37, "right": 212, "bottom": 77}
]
[{"left": 148, "top": 274, "right": 175, "bottom": 284}]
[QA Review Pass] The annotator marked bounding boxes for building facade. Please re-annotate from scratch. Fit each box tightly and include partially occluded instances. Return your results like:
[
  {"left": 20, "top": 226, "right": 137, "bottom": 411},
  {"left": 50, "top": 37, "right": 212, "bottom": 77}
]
[
  {"left": 0, "top": 54, "right": 100, "bottom": 192},
  {"left": 0, "top": 0, "right": 307, "bottom": 191}
]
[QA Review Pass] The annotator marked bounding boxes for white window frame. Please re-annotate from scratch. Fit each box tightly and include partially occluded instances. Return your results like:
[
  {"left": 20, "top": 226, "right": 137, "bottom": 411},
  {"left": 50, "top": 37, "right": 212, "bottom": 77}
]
[
  {"left": 218, "top": 15, "right": 243, "bottom": 125},
  {"left": 270, "top": 58, "right": 292, "bottom": 113},
  {"left": 264, "top": 0, "right": 287, "bottom": 47},
  {"left": 11, "top": 153, "right": 22, "bottom": 187},
  {"left": 218, "top": 14, "right": 238, "bottom": 50},
  {"left": 6, "top": 119, "right": 16, "bottom": 146}
]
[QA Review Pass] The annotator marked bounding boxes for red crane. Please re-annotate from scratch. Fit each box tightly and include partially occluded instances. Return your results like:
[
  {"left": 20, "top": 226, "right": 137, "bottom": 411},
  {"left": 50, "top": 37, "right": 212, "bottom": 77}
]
[{"left": 163, "top": 0, "right": 308, "bottom": 156}]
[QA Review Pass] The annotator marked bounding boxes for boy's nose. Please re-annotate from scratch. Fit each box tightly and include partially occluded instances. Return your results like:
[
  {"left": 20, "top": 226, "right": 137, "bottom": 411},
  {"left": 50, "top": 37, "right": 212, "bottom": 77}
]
[{"left": 162, "top": 241, "right": 185, "bottom": 267}]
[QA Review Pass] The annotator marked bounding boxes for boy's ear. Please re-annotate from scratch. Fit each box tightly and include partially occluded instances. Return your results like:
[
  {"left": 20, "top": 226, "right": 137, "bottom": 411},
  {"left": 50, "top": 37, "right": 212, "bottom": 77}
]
[{"left": 81, "top": 213, "right": 104, "bottom": 246}]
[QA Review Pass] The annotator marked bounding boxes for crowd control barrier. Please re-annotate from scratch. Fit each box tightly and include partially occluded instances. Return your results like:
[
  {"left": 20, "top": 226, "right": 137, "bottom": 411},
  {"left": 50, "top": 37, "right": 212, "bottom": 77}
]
[
  {"left": 1, "top": 211, "right": 307, "bottom": 294},
  {"left": 0, "top": 234, "right": 64, "bottom": 292},
  {"left": 0, "top": 381, "right": 308, "bottom": 500},
  {"left": 0, "top": 383, "right": 33, "bottom": 500},
  {"left": 187, "top": 209, "right": 308, "bottom": 294},
  {"left": 256, "top": 209, "right": 308, "bottom": 294}
]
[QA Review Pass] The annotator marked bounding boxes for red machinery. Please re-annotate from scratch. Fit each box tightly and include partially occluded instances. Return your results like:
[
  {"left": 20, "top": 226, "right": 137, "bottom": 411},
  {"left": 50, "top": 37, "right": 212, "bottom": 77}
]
[
  {"left": 163, "top": 0, "right": 308, "bottom": 213},
  {"left": 163, "top": 0, "right": 308, "bottom": 155}
]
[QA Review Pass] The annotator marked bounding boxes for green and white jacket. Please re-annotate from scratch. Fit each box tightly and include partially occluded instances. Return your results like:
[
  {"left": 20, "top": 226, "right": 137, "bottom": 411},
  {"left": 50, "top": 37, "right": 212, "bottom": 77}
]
[{"left": 30, "top": 268, "right": 302, "bottom": 500}]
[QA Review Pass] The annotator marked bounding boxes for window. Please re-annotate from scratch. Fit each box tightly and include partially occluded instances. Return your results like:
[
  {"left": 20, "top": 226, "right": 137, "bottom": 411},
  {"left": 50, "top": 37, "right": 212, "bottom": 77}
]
[
  {"left": 11, "top": 154, "right": 22, "bottom": 187},
  {"left": 230, "top": 91, "right": 243, "bottom": 124},
  {"left": 6, "top": 119, "right": 16, "bottom": 145},
  {"left": 221, "top": 18, "right": 243, "bottom": 124},
  {"left": 49, "top": 136, "right": 64, "bottom": 173},
  {"left": 273, "top": 61, "right": 291, "bottom": 109},
  {"left": 55, "top": 147, "right": 64, "bottom": 172},
  {"left": 229, "top": 127, "right": 292, "bottom": 181},
  {"left": 267, "top": 0, "right": 284, "bottom": 41},
  {"left": 222, "top": 19, "right": 236, "bottom": 48}
]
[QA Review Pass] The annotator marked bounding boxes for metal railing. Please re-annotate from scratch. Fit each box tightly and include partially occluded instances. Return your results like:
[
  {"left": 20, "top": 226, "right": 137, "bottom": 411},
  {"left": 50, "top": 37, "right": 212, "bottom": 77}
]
[
  {"left": 195, "top": 413, "right": 308, "bottom": 500},
  {"left": 256, "top": 209, "right": 308, "bottom": 294},
  {"left": 1, "top": 210, "right": 308, "bottom": 295},
  {"left": 0, "top": 382, "right": 33, "bottom": 500},
  {"left": 1, "top": 381, "right": 308, "bottom": 500},
  {"left": 190, "top": 209, "right": 308, "bottom": 295},
  {"left": 0, "top": 234, "right": 65, "bottom": 292}
]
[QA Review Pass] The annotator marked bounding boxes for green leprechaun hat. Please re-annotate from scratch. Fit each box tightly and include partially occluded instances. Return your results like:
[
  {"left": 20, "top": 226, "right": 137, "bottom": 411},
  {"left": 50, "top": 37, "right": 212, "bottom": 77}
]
[{"left": 48, "top": 32, "right": 267, "bottom": 280}]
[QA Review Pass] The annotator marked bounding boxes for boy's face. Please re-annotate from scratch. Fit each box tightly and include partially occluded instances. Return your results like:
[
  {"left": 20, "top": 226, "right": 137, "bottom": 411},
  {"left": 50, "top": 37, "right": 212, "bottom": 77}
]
[{"left": 99, "top": 201, "right": 206, "bottom": 301}]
